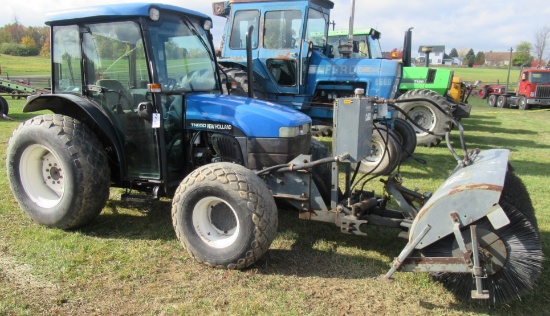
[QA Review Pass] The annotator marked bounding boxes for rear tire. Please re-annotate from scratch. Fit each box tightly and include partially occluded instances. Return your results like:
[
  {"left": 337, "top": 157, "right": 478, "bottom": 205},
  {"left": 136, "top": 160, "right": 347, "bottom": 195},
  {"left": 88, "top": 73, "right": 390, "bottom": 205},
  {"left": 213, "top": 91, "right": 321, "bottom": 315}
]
[
  {"left": 219, "top": 65, "right": 266, "bottom": 99},
  {"left": 171, "top": 162, "right": 277, "bottom": 269},
  {"left": 478, "top": 87, "right": 488, "bottom": 99},
  {"left": 487, "top": 94, "right": 497, "bottom": 107},
  {"left": 497, "top": 95, "right": 509, "bottom": 108},
  {"left": 397, "top": 89, "right": 452, "bottom": 147},
  {"left": 6, "top": 114, "right": 110, "bottom": 229},
  {"left": 0, "top": 96, "right": 9, "bottom": 115}
]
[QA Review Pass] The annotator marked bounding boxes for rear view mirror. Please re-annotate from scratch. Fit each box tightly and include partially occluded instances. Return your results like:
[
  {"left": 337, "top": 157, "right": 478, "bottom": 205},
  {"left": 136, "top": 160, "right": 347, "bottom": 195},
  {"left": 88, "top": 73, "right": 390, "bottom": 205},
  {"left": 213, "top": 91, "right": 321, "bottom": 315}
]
[{"left": 137, "top": 102, "right": 153, "bottom": 121}]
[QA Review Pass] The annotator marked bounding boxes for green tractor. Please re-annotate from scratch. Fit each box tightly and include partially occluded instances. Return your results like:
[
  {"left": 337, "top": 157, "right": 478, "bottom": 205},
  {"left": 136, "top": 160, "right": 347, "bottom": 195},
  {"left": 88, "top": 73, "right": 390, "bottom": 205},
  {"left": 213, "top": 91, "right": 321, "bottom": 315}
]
[{"left": 328, "top": 28, "right": 477, "bottom": 147}]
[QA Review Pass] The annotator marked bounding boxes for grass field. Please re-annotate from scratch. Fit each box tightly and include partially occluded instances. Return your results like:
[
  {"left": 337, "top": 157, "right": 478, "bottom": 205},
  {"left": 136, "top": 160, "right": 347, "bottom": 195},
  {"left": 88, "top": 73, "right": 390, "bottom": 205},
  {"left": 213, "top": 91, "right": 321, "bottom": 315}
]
[
  {"left": 0, "top": 52, "right": 522, "bottom": 85},
  {"left": 441, "top": 66, "right": 521, "bottom": 85},
  {"left": 0, "top": 55, "right": 51, "bottom": 77},
  {"left": 0, "top": 95, "right": 549, "bottom": 315}
]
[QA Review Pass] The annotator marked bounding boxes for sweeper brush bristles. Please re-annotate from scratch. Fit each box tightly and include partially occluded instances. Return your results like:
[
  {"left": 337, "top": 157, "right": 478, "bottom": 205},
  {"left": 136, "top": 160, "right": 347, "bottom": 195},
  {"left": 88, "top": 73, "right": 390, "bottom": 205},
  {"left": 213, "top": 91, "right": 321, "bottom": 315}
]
[{"left": 421, "top": 174, "right": 543, "bottom": 306}]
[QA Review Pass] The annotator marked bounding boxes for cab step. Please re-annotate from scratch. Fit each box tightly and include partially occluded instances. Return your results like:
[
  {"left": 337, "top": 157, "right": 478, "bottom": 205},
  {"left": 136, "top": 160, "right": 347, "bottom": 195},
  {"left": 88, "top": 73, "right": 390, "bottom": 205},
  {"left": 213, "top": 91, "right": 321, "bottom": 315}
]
[{"left": 121, "top": 193, "right": 158, "bottom": 203}]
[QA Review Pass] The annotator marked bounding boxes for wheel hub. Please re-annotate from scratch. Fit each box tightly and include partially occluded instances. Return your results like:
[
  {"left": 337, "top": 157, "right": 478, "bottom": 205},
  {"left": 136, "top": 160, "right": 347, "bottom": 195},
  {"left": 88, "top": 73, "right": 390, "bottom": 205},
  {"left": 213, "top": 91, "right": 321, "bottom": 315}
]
[
  {"left": 366, "top": 142, "right": 382, "bottom": 162},
  {"left": 42, "top": 153, "right": 64, "bottom": 196},
  {"left": 19, "top": 145, "right": 64, "bottom": 209},
  {"left": 409, "top": 106, "right": 435, "bottom": 135}
]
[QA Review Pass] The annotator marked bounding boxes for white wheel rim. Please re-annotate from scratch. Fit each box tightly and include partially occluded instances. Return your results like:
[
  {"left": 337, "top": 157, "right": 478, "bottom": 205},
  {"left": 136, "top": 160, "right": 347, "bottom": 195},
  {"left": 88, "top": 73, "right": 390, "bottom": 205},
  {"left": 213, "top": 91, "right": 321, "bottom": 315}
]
[
  {"left": 365, "top": 139, "right": 385, "bottom": 163},
  {"left": 408, "top": 105, "right": 435, "bottom": 136},
  {"left": 192, "top": 196, "right": 240, "bottom": 249},
  {"left": 19, "top": 144, "right": 65, "bottom": 209}
]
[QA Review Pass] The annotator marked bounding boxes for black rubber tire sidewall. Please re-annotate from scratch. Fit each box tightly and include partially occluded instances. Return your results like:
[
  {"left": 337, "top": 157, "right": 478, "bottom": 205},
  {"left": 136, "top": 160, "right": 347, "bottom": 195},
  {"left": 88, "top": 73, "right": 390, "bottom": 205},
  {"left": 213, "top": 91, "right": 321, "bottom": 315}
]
[
  {"left": 0, "top": 96, "right": 9, "bottom": 115},
  {"left": 518, "top": 96, "right": 530, "bottom": 110},
  {"left": 497, "top": 95, "right": 509, "bottom": 108},
  {"left": 172, "top": 162, "right": 277, "bottom": 269},
  {"left": 487, "top": 95, "right": 497, "bottom": 107},
  {"left": 354, "top": 124, "right": 401, "bottom": 175},
  {"left": 219, "top": 65, "right": 267, "bottom": 99},
  {"left": 392, "top": 118, "right": 417, "bottom": 160},
  {"left": 397, "top": 89, "right": 452, "bottom": 147},
  {"left": 6, "top": 114, "right": 110, "bottom": 229}
]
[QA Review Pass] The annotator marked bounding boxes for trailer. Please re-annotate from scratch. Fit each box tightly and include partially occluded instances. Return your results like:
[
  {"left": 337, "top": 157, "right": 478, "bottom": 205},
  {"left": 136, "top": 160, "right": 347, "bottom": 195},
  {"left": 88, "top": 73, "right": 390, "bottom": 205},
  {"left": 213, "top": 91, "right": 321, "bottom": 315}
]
[{"left": 0, "top": 78, "right": 49, "bottom": 99}]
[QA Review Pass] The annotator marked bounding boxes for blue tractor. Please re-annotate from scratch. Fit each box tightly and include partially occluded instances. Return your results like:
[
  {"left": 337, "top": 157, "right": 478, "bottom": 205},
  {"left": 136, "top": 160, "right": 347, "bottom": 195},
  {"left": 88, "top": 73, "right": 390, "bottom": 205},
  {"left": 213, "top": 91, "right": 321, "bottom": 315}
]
[
  {"left": 213, "top": 0, "right": 416, "bottom": 175},
  {"left": 6, "top": 2, "right": 313, "bottom": 267}
]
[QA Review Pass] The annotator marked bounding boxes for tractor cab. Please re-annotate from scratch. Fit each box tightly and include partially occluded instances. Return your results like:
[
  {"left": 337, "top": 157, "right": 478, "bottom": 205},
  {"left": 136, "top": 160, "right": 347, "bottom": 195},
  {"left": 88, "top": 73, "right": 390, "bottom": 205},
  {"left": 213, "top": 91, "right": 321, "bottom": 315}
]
[
  {"left": 214, "top": 0, "right": 334, "bottom": 95},
  {"left": 46, "top": 4, "right": 220, "bottom": 185},
  {"left": 214, "top": 0, "right": 401, "bottom": 107},
  {"left": 327, "top": 28, "right": 383, "bottom": 59},
  {"left": 24, "top": 3, "right": 311, "bottom": 197}
]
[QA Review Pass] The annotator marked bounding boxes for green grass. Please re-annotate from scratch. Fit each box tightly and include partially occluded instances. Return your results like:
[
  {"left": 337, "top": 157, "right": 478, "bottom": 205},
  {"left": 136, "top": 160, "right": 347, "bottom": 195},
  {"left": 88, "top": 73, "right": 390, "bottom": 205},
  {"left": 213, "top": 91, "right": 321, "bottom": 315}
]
[
  {"left": 1, "top": 96, "right": 549, "bottom": 315},
  {"left": 433, "top": 65, "right": 521, "bottom": 85},
  {"left": 0, "top": 55, "right": 50, "bottom": 77},
  {"left": 0, "top": 53, "right": 521, "bottom": 84}
]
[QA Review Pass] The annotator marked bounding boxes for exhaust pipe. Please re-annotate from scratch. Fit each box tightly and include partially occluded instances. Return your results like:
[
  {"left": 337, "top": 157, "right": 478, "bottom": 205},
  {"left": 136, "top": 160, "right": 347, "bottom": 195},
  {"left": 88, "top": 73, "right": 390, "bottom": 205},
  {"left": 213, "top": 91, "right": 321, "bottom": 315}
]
[{"left": 246, "top": 25, "right": 254, "bottom": 98}]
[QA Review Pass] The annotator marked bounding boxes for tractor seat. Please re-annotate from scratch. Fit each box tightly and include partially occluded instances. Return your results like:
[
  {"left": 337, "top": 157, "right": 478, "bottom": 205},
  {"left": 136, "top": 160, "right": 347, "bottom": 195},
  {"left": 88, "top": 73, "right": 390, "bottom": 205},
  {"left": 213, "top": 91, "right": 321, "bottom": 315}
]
[{"left": 96, "top": 79, "right": 134, "bottom": 111}]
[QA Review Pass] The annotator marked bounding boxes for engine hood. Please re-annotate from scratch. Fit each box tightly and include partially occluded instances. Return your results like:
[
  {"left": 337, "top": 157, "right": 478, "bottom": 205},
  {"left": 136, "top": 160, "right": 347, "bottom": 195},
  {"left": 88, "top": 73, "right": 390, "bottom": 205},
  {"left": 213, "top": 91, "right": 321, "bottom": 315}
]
[
  {"left": 308, "top": 50, "right": 401, "bottom": 99},
  {"left": 184, "top": 93, "right": 312, "bottom": 137}
]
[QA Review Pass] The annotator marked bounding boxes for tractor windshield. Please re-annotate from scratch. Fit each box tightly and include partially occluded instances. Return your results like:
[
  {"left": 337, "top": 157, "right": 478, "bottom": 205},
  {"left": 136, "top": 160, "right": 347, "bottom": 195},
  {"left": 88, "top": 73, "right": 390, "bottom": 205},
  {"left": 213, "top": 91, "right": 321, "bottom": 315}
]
[
  {"left": 147, "top": 14, "right": 218, "bottom": 92},
  {"left": 305, "top": 8, "right": 328, "bottom": 47}
]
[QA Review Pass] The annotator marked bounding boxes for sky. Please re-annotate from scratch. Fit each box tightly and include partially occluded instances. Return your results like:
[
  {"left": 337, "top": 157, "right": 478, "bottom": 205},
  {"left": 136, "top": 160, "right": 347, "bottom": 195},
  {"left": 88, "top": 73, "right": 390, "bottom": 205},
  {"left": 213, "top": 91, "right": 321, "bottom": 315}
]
[{"left": 2, "top": 0, "right": 549, "bottom": 57}]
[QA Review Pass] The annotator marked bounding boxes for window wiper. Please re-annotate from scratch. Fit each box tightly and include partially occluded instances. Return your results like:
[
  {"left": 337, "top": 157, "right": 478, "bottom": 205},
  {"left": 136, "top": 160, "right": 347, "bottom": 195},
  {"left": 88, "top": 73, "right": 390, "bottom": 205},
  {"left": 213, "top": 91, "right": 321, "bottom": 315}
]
[{"left": 182, "top": 16, "right": 214, "bottom": 62}]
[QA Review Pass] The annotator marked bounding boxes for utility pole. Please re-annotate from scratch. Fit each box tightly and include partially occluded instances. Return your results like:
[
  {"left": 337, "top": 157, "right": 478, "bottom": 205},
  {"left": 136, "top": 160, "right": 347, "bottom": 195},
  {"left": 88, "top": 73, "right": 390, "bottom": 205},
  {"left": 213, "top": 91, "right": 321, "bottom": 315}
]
[{"left": 505, "top": 47, "right": 513, "bottom": 92}]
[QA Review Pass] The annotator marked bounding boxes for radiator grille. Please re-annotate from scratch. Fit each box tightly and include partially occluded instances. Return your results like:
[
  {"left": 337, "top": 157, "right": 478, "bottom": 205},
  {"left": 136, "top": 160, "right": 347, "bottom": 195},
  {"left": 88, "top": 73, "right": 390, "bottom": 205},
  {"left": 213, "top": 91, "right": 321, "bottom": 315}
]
[
  {"left": 536, "top": 85, "right": 550, "bottom": 98},
  {"left": 427, "top": 69, "right": 437, "bottom": 84}
]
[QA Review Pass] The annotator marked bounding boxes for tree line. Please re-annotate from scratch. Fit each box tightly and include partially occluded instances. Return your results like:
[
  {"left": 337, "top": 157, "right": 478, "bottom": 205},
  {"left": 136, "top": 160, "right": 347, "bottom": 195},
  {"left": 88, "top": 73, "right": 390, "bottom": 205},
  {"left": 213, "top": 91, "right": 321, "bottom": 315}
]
[
  {"left": 447, "top": 25, "right": 549, "bottom": 68},
  {"left": 0, "top": 21, "right": 50, "bottom": 57}
]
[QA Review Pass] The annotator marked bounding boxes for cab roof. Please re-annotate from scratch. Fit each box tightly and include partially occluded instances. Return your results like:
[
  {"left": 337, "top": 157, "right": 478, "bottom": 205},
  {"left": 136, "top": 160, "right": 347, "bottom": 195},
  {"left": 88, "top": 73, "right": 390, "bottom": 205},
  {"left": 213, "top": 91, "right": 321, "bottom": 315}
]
[
  {"left": 46, "top": 3, "right": 211, "bottom": 26},
  {"left": 222, "top": 0, "right": 333, "bottom": 9}
]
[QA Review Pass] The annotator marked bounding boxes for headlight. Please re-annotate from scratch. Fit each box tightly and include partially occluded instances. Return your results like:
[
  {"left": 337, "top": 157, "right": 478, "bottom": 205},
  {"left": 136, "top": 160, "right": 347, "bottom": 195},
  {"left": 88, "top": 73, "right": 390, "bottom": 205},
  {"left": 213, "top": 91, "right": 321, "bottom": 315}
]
[
  {"left": 204, "top": 20, "right": 212, "bottom": 31},
  {"left": 149, "top": 8, "right": 160, "bottom": 21},
  {"left": 279, "top": 123, "right": 311, "bottom": 137}
]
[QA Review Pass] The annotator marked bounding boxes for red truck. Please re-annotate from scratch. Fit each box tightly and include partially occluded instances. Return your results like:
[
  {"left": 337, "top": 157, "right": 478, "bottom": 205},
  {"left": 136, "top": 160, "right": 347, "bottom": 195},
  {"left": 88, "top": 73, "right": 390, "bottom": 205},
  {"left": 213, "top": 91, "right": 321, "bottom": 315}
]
[{"left": 481, "top": 68, "right": 550, "bottom": 110}]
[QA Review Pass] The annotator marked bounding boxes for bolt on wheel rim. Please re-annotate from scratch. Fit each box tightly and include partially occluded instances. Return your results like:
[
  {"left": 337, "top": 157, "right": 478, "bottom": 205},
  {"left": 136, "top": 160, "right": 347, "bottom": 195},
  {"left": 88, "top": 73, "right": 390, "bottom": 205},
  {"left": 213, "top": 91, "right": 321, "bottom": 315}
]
[
  {"left": 19, "top": 145, "right": 65, "bottom": 209},
  {"left": 192, "top": 197, "right": 239, "bottom": 248},
  {"left": 409, "top": 106, "right": 436, "bottom": 136}
]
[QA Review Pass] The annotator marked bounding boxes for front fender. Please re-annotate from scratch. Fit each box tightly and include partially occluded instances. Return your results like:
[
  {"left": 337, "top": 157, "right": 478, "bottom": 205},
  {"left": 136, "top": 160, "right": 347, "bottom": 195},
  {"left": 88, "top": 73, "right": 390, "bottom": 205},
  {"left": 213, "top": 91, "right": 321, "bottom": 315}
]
[
  {"left": 24, "top": 94, "right": 127, "bottom": 180},
  {"left": 409, "top": 149, "right": 510, "bottom": 249}
]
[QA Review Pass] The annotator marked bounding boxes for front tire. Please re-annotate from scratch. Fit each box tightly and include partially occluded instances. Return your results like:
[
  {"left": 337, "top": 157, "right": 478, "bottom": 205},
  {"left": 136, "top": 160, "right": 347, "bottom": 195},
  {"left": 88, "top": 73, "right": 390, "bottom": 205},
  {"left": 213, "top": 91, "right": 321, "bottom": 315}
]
[
  {"left": 172, "top": 162, "right": 278, "bottom": 269},
  {"left": 6, "top": 114, "right": 110, "bottom": 229},
  {"left": 518, "top": 96, "right": 530, "bottom": 110}
]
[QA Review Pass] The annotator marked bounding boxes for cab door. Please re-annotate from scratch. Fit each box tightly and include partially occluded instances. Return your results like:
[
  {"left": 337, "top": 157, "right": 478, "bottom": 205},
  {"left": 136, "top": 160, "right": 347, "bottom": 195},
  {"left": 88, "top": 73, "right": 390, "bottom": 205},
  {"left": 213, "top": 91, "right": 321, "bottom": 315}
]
[{"left": 258, "top": 9, "right": 304, "bottom": 95}]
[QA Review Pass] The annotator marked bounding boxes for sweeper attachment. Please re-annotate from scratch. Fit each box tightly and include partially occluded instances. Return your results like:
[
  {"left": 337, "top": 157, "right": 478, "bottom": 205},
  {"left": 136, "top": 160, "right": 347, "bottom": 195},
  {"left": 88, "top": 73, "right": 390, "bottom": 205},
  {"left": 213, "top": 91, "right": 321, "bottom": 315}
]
[{"left": 255, "top": 91, "right": 542, "bottom": 306}]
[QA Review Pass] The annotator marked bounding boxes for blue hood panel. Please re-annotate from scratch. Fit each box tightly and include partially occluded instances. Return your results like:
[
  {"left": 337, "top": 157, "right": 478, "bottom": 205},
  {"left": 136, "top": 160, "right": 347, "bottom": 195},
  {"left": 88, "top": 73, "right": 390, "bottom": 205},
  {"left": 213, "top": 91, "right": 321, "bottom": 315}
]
[
  {"left": 185, "top": 94, "right": 311, "bottom": 137},
  {"left": 308, "top": 51, "right": 400, "bottom": 99}
]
